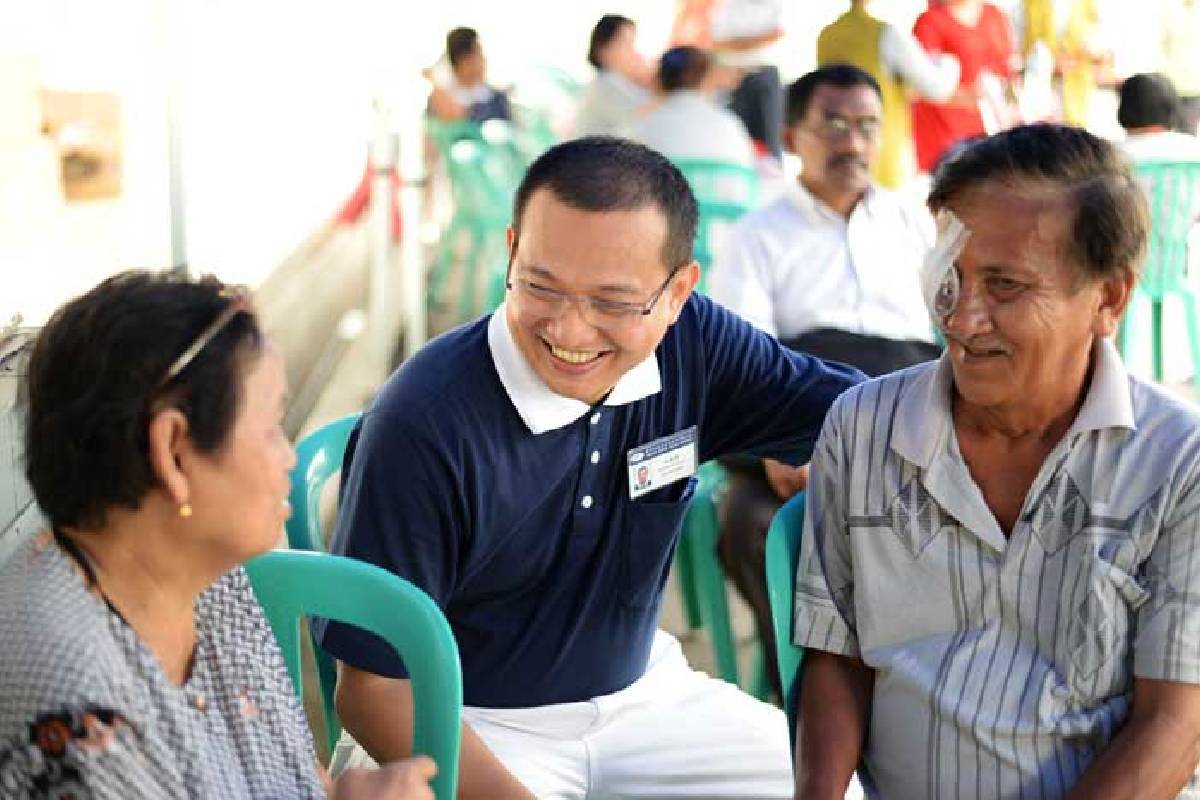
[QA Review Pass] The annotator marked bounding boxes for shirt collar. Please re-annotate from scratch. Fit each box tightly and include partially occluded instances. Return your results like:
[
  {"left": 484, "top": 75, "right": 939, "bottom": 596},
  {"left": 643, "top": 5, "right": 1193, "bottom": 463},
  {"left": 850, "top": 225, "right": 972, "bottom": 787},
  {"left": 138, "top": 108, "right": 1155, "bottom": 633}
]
[
  {"left": 487, "top": 304, "right": 662, "bottom": 435},
  {"left": 787, "top": 179, "right": 877, "bottom": 223},
  {"left": 891, "top": 338, "right": 1135, "bottom": 468}
]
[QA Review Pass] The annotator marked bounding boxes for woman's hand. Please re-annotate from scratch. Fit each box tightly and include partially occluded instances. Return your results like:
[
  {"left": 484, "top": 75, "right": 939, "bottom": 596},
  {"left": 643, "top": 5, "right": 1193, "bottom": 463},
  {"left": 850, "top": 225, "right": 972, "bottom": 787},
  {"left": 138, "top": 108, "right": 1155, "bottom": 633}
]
[{"left": 331, "top": 756, "right": 437, "bottom": 800}]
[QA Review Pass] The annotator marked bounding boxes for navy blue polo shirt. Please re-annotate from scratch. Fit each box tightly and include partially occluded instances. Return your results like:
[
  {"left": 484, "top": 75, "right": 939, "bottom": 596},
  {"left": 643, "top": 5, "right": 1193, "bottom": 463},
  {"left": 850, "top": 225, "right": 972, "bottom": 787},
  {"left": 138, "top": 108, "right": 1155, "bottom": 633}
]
[{"left": 316, "top": 293, "right": 862, "bottom": 708}]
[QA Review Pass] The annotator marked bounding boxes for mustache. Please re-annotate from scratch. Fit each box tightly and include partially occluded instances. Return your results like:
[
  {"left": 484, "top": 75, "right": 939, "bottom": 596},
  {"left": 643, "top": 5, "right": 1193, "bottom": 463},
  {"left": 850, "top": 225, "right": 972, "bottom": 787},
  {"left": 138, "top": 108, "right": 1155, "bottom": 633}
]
[
  {"left": 828, "top": 153, "right": 868, "bottom": 170},
  {"left": 942, "top": 330, "right": 1011, "bottom": 355}
]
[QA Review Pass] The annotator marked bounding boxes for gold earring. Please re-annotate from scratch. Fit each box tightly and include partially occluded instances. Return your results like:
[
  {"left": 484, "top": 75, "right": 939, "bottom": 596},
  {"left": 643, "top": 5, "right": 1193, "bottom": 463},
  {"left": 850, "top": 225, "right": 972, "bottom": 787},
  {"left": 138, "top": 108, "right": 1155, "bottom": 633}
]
[{"left": 179, "top": 503, "right": 193, "bottom": 518}]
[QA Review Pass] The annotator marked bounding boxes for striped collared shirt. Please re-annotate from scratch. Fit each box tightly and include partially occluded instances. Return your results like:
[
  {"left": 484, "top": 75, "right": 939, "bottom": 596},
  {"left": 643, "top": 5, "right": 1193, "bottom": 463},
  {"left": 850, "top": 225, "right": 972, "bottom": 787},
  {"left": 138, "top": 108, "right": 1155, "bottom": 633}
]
[{"left": 795, "top": 339, "right": 1200, "bottom": 798}]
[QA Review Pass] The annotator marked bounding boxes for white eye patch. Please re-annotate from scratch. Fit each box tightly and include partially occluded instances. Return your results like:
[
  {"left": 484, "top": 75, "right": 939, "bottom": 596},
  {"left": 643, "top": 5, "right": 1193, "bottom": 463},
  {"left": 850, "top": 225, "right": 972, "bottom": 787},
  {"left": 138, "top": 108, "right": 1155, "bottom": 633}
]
[{"left": 921, "top": 209, "right": 970, "bottom": 324}]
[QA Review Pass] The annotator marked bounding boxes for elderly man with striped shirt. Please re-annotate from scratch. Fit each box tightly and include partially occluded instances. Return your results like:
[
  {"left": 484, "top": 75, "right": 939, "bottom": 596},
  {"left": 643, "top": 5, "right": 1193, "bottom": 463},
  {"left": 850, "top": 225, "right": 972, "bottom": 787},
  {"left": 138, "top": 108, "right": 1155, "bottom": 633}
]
[{"left": 794, "top": 123, "right": 1200, "bottom": 799}]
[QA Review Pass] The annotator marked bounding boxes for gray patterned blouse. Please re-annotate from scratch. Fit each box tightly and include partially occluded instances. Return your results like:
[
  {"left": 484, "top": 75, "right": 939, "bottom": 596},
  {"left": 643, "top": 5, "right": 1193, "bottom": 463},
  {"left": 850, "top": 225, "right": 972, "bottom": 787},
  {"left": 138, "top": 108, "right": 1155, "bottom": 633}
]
[{"left": 0, "top": 532, "right": 326, "bottom": 799}]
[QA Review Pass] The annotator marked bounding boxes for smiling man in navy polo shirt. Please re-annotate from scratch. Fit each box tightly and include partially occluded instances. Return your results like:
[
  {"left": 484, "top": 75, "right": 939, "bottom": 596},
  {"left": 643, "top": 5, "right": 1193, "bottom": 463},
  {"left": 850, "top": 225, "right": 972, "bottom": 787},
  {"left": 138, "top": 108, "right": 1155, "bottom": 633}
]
[{"left": 317, "top": 137, "right": 862, "bottom": 799}]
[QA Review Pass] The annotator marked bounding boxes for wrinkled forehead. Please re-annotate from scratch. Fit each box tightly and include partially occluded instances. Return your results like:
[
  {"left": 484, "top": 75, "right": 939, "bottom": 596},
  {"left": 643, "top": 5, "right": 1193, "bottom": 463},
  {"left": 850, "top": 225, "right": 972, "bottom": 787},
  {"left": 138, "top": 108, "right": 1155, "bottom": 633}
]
[{"left": 946, "top": 181, "right": 1074, "bottom": 271}]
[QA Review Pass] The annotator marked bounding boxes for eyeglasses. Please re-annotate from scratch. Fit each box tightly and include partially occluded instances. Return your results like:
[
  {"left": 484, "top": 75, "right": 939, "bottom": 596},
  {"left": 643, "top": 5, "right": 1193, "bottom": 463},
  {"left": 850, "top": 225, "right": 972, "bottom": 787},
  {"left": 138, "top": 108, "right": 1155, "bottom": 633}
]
[
  {"left": 158, "top": 286, "right": 253, "bottom": 388},
  {"left": 505, "top": 249, "right": 683, "bottom": 329},
  {"left": 804, "top": 115, "right": 882, "bottom": 142}
]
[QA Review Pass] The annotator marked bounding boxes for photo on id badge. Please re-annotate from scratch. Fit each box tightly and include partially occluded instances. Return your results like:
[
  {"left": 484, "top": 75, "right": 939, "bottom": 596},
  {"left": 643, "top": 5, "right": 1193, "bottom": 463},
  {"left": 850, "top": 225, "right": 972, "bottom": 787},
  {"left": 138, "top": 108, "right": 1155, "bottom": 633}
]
[{"left": 627, "top": 426, "right": 698, "bottom": 500}]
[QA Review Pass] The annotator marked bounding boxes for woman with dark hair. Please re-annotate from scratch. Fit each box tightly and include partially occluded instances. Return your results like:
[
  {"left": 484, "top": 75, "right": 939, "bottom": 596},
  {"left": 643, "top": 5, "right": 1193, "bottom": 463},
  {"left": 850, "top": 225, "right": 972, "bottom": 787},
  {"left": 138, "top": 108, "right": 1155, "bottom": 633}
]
[
  {"left": 0, "top": 271, "right": 434, "bottom": 799},
  {"left": 575, "top": 14, "right": 653, "bottom": 136}
]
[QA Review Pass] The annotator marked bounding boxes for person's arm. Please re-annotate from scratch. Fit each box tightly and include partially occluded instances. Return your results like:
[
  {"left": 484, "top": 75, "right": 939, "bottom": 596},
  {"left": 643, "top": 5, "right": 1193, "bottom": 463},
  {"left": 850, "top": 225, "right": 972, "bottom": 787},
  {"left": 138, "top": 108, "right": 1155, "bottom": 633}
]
[
  {"left": 712, "top": 27, "right": 783, "bottom": 52},
  {"left": 790, "top": 397, "right": 872, "bottom": 797},
  {"left": 1063, "top": 677, "right": 1200, "bottom": 799},
  {"left": 795, "top": 651, "right": 875, "bottom": 800},
  {"left": 880, "top": 24, "right": 960, "bottom": 102},
  {"left": 336, "top": 664, "right": 536, "bottom": 800},
  {"left": 427, "top": 84, "right": 468, "bottom": 121}
]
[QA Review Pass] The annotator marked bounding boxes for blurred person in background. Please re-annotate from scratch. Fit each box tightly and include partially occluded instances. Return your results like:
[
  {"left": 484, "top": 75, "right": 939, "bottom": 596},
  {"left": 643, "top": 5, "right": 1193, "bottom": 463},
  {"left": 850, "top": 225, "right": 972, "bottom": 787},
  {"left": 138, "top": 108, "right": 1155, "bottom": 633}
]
[
  {"left": 575, "top": 14, "right": 654, "bottom": 137},
  {"left": 426, "top": 27, "right": 512, "bottom": 123},
  {"left": 709, "top": 0, "right": 786, "bottom": 163},
  {"left": 630, "top": 46, "right": 754, "bottom": 167},
  {"left": 1022, "top": 0, "right": 1108, "bottom": 128},
  {"left": 911, "top": 0, "right": 1017, "bottom": 173},
  {"left": 817, "top": 0, "right": 963, "bottom": 188},
  {"left": 0, "top": 271, "right": 434, "bottom": 800},
  {"left": 1118, "top": 72, "right": 1200, "bottom": 163},
  {"left": 709, "top": 65, "right": 941, "bottom": 700},
  {"left": 1162, "top": 0, "right": 1200, "bottom": 135}
]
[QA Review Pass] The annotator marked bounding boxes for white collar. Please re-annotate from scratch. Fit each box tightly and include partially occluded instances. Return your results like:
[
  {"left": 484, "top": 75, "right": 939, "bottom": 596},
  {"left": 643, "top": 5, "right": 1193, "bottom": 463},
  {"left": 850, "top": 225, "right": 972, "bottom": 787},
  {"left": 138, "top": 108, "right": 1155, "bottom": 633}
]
[
  {"left": 487, "top": 304, "right": 662, "bottom": 435},
  {"left": 787, "top": 179, "right": 878, "bottom": 223},
  {"left": 891, "top": 338, "right": 1135, "bottom": 469}
]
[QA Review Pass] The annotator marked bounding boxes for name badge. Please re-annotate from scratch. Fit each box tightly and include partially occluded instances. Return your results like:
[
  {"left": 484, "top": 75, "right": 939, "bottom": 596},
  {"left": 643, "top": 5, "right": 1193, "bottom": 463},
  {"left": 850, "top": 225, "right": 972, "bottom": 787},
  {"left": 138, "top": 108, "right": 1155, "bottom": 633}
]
[{"left": 627, "top": 426, "right": 698, "bottom": 500}]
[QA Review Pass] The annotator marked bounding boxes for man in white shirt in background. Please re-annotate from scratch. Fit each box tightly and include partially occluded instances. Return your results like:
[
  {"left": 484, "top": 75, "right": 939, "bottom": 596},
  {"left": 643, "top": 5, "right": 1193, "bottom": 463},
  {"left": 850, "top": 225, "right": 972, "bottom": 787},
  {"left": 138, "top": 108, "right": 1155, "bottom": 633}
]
[
  {"left": 631, "top": 46, "right": 755, "bottom": 167},
  {"left": 1118, "top": 73, "right": 1200, "bottom": 164},
  {"left": 708, "top": 64, "right": 940, "bottom": 699}
]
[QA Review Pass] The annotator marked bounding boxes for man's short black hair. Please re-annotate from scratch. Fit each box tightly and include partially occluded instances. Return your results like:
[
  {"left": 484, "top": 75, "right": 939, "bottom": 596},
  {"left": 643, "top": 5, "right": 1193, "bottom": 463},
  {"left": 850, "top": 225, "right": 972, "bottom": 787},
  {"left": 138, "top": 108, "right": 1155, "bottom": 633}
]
[
  {"left": 446, "top": 27, "right": 480, "bottom": 70},
  {"left": 588, "top": 14, "right": 635, "bottom": 71},
  {"left": 928, "top": 123, "right": 1148, "bottom": 284},
  {"left": 786, "top": 63, "right": 882, "bottom": 126},
  {"left": 1118, "top": 73, "right": 1182, "bottom": 131},
  {"left": 512, "top": 136, "right": 697, "bottom": 271},
  {"left": 25, "top": 270, "right": 263, "bottom": 531},
  {"left": 658, "top": 46, "right": 710, "bottom": 93}
]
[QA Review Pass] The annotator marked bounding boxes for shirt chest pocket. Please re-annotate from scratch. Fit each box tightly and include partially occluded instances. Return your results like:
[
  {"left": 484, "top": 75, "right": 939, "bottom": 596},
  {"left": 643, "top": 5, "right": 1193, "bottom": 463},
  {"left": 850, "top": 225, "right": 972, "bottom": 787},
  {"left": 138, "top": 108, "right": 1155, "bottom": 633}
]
[
  {"left": 1065, "top": 556, "right": 1150, "bottom": 699},
  {"left": 621, "top": 476, "right": 698, "bottom": 609}
]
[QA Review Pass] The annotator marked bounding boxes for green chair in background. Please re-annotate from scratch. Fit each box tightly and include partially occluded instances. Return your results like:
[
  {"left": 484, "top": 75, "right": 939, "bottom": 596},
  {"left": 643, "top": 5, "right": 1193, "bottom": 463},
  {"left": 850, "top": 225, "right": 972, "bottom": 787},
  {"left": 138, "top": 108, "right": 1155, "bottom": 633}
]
[
  {"left": 1117, "top": 161, "right": 1200, "bottom": 383},
  {"left": 765, "top": 491, "right": 807, "bottom": 750},
  {"left": 284, "top": 413, "right": 362, "bottom": 753},
  {"left": 427, "top": 120, "right": 521, "bottom": 323},
  {"left": 247, "top": 550, "right": 462, "bottom": 800},
  {"left": 673, "top": 159, "right": 759, "bottom": 293}
]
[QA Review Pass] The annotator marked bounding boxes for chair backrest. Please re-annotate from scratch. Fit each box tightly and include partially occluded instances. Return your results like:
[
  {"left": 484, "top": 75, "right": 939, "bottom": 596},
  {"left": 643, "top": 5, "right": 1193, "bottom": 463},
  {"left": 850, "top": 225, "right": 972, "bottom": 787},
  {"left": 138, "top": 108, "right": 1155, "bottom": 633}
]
[
  {"left": 672, "top": 158, "right": 760, "bottom": 291},
  {"left": 1132, "top": 161, "right": 1200, "bottom": 299},
  {"left": 286, "top": 413, "right": 360, "bottom": 552},
  {"left": 765, "top": 490, "right": 807, "bottom": 751},
  {"left": 247, "top": 550, "right": 462, "bottom": 800}
]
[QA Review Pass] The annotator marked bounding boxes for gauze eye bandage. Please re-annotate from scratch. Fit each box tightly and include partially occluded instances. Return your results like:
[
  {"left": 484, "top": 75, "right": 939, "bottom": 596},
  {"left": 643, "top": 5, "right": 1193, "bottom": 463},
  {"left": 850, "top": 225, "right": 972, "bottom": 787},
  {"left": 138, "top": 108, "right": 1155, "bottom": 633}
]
[{"left": 921, "top": 209, "right": 970, "bottom": 324}]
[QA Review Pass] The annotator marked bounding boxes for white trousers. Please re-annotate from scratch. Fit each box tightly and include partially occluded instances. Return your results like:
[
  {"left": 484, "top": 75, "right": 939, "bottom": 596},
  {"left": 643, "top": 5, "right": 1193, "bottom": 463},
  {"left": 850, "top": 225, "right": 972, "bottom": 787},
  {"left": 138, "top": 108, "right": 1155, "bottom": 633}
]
[{"left": 333, "top": 630, "right": 794, "bottom": 799}]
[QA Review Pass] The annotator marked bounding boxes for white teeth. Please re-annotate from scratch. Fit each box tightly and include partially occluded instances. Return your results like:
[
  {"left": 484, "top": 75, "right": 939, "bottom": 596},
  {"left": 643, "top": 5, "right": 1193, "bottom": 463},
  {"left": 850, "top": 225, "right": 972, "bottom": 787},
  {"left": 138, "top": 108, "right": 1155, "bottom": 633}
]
[{"left": 549, "top": 344, "right": 600, "bottom": 364}]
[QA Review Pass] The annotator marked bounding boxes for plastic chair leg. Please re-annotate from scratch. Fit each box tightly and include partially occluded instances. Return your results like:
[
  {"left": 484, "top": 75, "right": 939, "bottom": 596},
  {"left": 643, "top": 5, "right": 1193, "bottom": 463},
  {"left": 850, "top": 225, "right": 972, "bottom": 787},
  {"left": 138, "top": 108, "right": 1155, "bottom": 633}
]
[
  {"left": 688, "top": 498, "right": 740, "bottom": 686},
  {"left": 1152, "top": 301, "right": 1166, "bottom": 382},
  {"left": 1182, "top": 292, "right": 1200, "bottom": 387},
  {"left": 674, "top": 532, "right": 703, "bottom": 631}
]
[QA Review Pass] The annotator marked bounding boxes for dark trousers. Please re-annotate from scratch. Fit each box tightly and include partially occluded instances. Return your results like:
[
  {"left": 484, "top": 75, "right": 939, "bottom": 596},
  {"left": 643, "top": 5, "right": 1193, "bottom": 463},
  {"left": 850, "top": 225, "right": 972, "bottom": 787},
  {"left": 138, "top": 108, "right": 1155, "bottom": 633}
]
[
  {"left": 729, "top": 66, "right": 784, "bottom": 161},
  {"left": 717, "top": 329, "right": 941, "bottom": 699}
]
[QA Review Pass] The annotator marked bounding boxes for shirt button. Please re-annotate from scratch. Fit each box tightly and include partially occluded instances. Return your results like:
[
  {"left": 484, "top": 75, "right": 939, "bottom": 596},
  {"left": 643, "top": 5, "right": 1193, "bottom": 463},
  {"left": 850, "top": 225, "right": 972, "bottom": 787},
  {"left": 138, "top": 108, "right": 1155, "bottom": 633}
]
[
  {"left": 590, "top": 450, "right": 600, "bottom": 464},
  {"left": 190, "top": 693, "right": 208, "bottom": 712},
  {"left": 581, "top": 495, "right": 594, "bottom": 509},
  {"left": 590, "top": 412, "right": 601, "bottom": 425}
]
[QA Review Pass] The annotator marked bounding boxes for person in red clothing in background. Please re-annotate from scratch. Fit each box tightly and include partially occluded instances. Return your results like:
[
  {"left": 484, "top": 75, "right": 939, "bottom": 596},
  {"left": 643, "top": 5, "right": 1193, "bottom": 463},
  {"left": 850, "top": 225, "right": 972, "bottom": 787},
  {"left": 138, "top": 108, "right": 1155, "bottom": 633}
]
[{"left": 911, "top": 0, "right": 1016, "bottom": 172}]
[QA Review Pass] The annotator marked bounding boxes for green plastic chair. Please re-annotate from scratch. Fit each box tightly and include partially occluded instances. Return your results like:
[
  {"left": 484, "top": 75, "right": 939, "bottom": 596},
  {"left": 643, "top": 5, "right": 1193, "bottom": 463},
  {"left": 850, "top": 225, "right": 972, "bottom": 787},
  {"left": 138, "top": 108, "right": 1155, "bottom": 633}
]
[
  {"left": 283, "top": 413, "right": 362, "bottom": 753},
  {"left": 247, "top": 550, "right": 461, "bottom": 800},
  {"left": 428, "top": 121, "right": 521, "bottom": 322},
  {"left": 1117, "top": 161, "right": 1200, "bottom": 383},
  {"left": 288, "top": 413, "right": 360, "bottom": 553},
  {"left": 676, "top": 462, "right": 738, "bottom": 684},
  {"left": 673, "top": 159, "right": 759, "bottom": 293},
  {"left": 765, "top": 490, "right": 807, "bottom": 751}
]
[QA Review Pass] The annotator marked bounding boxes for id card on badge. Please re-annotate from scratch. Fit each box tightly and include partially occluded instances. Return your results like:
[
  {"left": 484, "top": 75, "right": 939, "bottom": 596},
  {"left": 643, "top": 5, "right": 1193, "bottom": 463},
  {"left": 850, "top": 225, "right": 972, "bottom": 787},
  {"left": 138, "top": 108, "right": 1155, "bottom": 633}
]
[{"left": 627, "top": 426, "right": 698, "bottom": 500}]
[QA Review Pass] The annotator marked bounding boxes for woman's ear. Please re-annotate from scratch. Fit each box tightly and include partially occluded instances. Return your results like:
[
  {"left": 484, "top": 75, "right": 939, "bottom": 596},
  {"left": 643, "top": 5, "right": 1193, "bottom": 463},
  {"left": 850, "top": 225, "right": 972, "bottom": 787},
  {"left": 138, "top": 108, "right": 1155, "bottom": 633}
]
[{"left": 146, "top": 408, "right": 192, "bottom": 507}]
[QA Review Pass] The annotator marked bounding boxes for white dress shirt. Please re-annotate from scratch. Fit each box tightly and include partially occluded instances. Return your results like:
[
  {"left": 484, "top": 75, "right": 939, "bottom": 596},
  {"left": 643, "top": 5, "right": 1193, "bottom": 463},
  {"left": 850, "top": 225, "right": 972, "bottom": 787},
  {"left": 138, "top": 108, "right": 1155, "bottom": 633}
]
[
  {"left": 630, "top": 91, "right": 754, "bottom": 167},
  {"left": 709, "top": 181, "right": 935, "bottom": 343},
  {"left": 575, "top": 72, "right": 651, "bottom": 138},
  {"left": 1121, "top": 130, "right": 1200, "bottom": 163}
]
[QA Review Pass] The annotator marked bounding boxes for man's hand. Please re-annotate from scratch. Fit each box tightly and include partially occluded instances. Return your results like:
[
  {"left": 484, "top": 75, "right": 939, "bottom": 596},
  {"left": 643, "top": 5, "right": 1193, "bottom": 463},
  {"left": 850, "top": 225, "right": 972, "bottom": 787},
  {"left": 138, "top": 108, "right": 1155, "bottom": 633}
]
[
  {"left": 331, "top": 757, "right": 437, "bottom": 800},
  {"left": 763, "top": 458, "right": 808, "bottom": 500}
]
